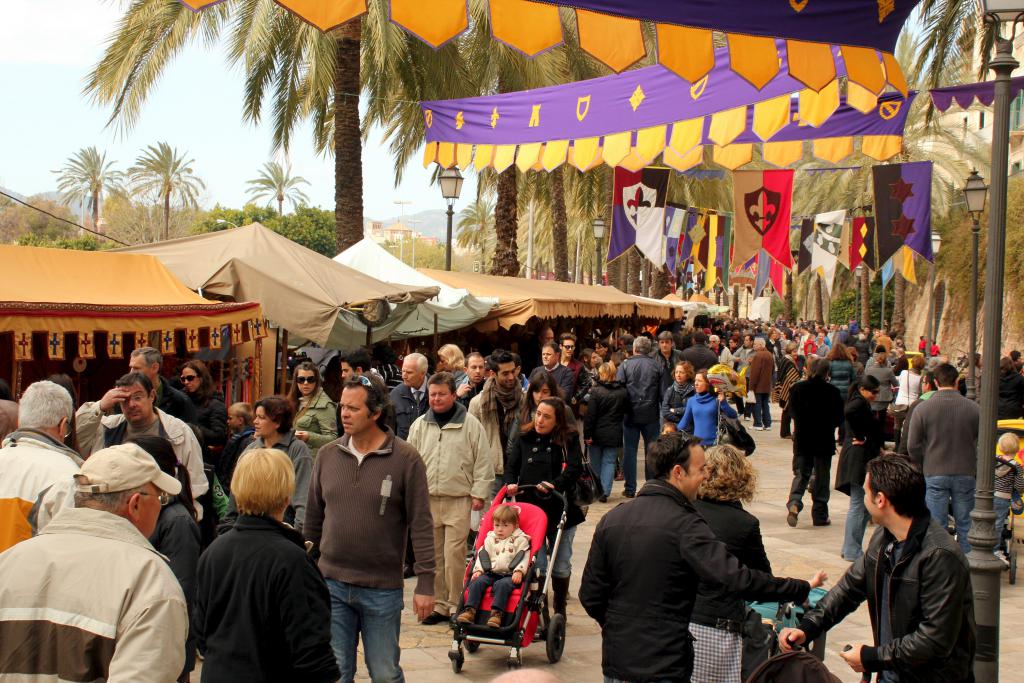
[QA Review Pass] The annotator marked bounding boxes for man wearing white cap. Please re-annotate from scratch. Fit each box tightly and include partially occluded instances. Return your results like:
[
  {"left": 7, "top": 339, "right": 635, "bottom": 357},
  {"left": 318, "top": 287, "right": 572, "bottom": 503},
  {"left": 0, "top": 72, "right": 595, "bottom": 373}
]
[{"left": 0, "top": 443, "right": 188, "bottom": 682}]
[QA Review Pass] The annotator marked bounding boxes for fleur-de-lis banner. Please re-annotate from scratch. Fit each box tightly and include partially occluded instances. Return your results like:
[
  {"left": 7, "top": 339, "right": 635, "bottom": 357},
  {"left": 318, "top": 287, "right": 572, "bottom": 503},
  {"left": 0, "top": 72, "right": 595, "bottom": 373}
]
[
  {"left": 609, "top": 167, "right": 670, "bottom": 263},
  {"left": 732, "top": 170, "right": 794, "bottom": 269}
]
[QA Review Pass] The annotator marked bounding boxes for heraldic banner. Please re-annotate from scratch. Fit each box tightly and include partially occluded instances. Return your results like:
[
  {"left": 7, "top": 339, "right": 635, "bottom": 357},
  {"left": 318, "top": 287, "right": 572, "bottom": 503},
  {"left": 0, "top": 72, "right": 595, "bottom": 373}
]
[
  {"left": 732, "top": 169, "right": 794, "bottom": 269},
  {"left": 872, "top": 161, "right": 934, "bottom": 264},
  {"left": 609, "top": 166, "right": 670, "bottom": 263}
]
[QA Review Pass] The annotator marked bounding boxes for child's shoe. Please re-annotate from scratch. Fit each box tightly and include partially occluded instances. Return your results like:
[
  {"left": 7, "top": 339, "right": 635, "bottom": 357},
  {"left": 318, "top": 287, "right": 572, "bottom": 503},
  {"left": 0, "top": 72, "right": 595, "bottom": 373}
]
[
  {"left": 456, "top": 607, "right": 476, "bottom": 624},
  {"left": 486, "top": 609, "right": 504, "bottom": 628}
]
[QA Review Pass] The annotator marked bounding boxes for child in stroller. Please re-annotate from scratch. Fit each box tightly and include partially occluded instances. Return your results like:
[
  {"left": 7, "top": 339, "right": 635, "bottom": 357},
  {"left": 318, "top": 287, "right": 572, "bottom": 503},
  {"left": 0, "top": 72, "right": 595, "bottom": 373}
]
[{"left": 457, "top": 504, "right": 532, "bottom": 628}]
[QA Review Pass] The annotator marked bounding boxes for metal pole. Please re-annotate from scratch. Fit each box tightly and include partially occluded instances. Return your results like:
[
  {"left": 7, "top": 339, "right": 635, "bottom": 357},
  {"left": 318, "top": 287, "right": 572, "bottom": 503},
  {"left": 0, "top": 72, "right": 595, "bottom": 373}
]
[
  {"left": 445, "top": 202, "right": 454, "bottom": 271},
  {"left": 967, "top": 216, "right": 980, "bottom": 401},
  {"left": 925, "top": 261, "right": 936, "bottom": 359},
  {"left": 969, "top": 23, "right": 1018, "bottom": 683},
  {"left": 880, "top": 276, "right": 886, "bottom": 330},
  {"left": 595, "top": 234, "right": 603, "bottom": 286}
]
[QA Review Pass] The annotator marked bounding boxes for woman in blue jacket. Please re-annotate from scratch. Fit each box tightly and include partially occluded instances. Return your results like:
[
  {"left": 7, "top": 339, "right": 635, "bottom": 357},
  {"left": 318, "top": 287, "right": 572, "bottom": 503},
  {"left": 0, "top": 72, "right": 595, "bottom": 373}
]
[{"left": 678, "top": 371, "right": 737, "bottom": 445}]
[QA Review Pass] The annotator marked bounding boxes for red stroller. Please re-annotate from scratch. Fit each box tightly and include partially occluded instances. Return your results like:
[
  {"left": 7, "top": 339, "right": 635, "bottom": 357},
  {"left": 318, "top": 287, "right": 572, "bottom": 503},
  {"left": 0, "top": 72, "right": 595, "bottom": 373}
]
[{"left": 448, "top": 485, "right": 568, "bottom": 672}]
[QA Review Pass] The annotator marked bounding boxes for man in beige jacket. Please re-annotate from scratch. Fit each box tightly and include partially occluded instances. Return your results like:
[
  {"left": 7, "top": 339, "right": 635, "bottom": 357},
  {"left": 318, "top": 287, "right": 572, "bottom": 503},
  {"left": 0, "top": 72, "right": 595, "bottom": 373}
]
[
  {"left": 408, "top": 371, "right": 493, "bottom": 625},
  {"left": 0, "top": 443, "right": 188, "bottom": 681}
]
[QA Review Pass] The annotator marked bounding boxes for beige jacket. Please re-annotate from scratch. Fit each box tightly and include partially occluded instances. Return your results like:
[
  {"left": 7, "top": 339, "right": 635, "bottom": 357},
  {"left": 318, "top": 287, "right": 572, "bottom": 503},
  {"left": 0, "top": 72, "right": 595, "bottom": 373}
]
[
  {"left": 76, "top": 402, "right": 209, "bottom": 514},
  {"left": 0, "top": 506, "right": 188, "bottom": 682},
  {"left": 472, "top": 528, "right": 532, "bottom": 575},
  {"left": 468, "top": 386, "right": 523, "bottom": 477},
  {"left": 407, "top": 403, "right": 494, "bottom": 500}
]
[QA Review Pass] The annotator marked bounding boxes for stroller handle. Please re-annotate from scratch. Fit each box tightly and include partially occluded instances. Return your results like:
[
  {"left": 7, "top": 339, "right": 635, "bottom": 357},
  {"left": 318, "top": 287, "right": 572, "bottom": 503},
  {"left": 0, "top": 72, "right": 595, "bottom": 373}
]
[{"left": 505, "top": 484, "right": 568, "bottom": 511}]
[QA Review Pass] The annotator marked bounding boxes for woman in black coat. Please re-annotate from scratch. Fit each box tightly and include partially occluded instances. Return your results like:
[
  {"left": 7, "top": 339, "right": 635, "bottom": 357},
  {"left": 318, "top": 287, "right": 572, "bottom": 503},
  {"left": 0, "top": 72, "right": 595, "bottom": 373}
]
[
  {"left": 997, "top": 355, "right": 1024, "bottom": 420},
  {"left": 836, "top": 374, "right": 883, "bottom": 562},
  {"left": 585, "top": 361, "right": 630, "bottom": 502},
  {"left": 692, "top": 445, "right": 826, "bottom": 683},
  {"left": 505, "top": 397, "right": 584, "bottom": 618},
  {"left": 180, "top": 359, "right": 228, "bottom": 462}
]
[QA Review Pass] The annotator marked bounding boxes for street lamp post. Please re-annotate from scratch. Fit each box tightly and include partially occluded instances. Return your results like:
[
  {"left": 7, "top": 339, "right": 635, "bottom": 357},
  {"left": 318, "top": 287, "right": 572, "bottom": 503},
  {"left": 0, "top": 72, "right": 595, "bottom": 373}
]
[
  {"left": 438, "top": 168, "right": 464, "bottom": 271},
  {"left": 924, "top": 233, "right": 942, "bottom": 360},
  {"left": 593, "top": 217, "right": 606, "bottom": 285},
  {"left": 963, "top": 170, "right": 989, "bottom": 402},
  {"left": 972, "top": 5, "right": 1022, "bottom": 681}
]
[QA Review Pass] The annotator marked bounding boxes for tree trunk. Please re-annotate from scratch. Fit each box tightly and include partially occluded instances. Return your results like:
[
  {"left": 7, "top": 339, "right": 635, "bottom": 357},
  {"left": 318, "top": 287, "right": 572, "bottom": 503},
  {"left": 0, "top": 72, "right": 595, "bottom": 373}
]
[
  {"left": 820, "top": 282, "right": 830, "bottom": 324},
  {"left": 892, "top": 272, "right": 906, "bottom": 335},
  {"left": 785, "top": 271, "right": 794, "bottom": 321},
  {"left": 278, "top": 195, "right": 284, "bottom": 217},
  {"left": 491, "top": 167, "right": 520, "bottom": 276},
  {"left": 651, "top": 265, "right": 670, "bottom": 299},
  {"left": 91, "top": 190, "right": 100, "bottom": 233},
  {"left": 732, "top": 285, "right": 740, "bottom": 316},
  {"left": 811, "top": 276, "right": 823, "bottom": 322},
  {"left": 551, "top": 167, "right": 570, "bottom": 282},
  {"left": 642, "top": 259, "right": 653, "bottom": 297},
  {"left": 334, "top": 22, "right": 363, "bottom": 253},
  {"left": 163, "top": 192, "right": 170, "bottom": 242},
  {"left": 860, "top": 269, "right": 872, "bottom": 330},
  {"left": 627, "top": 248, "right": 642, "bottom": 295}
]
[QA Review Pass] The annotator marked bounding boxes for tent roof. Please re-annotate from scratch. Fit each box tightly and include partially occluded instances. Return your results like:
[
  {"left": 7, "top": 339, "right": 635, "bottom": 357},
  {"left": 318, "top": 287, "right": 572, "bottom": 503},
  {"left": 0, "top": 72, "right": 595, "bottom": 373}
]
[
  {"left": 419, "top": 269, "right": 674, "bottom": 330},
  {"left": 334, "top": 239, "right": 496, "bottom": 337},
  {"left": 114, "top": 223, "right": 439, "bottom": 347},
  {"left": 0, "top": 244, "right": 261, "bottom": 341}
]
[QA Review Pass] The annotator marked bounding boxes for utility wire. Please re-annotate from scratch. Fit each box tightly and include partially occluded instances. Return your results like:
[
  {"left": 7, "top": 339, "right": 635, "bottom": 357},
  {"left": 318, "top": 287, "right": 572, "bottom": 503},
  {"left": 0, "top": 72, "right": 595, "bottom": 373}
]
[{"left": 0, "top": 189, "right": 128, "bottom": 246}]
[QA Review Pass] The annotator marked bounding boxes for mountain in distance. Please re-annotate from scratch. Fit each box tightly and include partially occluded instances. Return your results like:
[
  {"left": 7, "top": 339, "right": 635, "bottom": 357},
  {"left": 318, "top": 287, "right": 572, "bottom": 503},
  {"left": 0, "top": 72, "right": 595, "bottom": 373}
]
[{"left": 365, "top": 208, "right": 452, "bottom": 242}]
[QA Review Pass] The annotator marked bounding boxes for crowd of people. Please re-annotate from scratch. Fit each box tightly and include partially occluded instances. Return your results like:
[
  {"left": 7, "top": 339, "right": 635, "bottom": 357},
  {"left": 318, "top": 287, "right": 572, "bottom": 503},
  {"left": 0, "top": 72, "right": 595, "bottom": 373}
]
[{"left": 0, "top": 314, "right": 1019, "bottom": 682}]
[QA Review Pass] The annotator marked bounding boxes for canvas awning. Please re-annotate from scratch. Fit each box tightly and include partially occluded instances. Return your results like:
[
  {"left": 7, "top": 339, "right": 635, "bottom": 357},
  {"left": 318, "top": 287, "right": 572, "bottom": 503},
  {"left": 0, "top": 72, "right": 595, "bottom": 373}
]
[
  {"left": 419, "top": 269, "right": 674, "bottom": 330},
  {"left": 334, "top": 238, "right": 496, "bottom": 336},
  {"left": 1, "top": 245, "right": 263, "bottom": 361},
  {"left": 114, "top": 223, "right": 439, "bottom": 347}
]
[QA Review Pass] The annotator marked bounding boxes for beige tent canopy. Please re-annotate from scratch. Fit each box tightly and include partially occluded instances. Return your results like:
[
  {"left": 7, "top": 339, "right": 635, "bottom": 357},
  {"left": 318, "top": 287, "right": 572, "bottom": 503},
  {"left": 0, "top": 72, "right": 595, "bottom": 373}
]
[
  {"left": 115, "top": 223, "right": 438, "bottom": 347},
  {"left": 420, "top": 269, "right": 675, "bottom": 331}
]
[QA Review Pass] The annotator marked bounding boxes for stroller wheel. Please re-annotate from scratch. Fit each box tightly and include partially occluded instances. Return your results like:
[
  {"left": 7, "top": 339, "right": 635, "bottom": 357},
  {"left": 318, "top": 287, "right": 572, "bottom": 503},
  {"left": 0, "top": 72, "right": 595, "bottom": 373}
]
[
  {"left": 546, "top": 613, "right": 566, "bottom": 663},
  {"left": 507, "top": 648, "right": 522, "bottom": 669},
  {"left": 465, "top": 640, "right": 480, "bottom": 654},
  {"left": 448, "top": 647, "right": 465, "bottom": 674}
]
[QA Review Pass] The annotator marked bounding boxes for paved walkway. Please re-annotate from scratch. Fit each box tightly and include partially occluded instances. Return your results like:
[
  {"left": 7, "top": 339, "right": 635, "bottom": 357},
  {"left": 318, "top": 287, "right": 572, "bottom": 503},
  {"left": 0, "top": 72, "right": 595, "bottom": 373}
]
[{"left": 297, "top": 410, "right": 1024, "bottom": 681}]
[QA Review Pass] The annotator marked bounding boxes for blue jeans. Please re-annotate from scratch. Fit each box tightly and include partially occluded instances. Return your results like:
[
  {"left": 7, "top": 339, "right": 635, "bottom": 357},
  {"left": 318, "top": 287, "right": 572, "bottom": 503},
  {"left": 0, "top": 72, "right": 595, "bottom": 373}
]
[
  {"left": 590, "top": 445, "right": 618, "bottom": 498},
  {"left": 842, "top": 482, "right": 869, "bottom": 561},
  {"left": 752, "top": 392, "right": 772, "bottom": 428},
  {"left": 622, "top": 420, "right": 660, "bottom": 495},
  {"left": 465, "top": 572, "right": 517, "bottom": 612},
  {"left": 995, "top": 496, "right": 1011, "bottom": 552},
  {"left": 925, "top": 475, "right": 976, "bottom": 555},
  {"left": 534, "top": 525, "right": 577, "bottom": 578},
  {"left": 326, "top": 579, "right": 405, "bottom": 683}
]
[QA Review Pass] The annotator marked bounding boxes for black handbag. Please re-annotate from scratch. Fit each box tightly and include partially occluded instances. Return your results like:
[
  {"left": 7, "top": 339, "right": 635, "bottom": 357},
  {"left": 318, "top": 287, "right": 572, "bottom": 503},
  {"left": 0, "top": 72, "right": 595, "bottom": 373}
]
[
  {"left": 717, "top": 403, "right": 757, "bottom": 456},
  {"left": 574, "top": 445, "right": 603, "bottom": 505}
]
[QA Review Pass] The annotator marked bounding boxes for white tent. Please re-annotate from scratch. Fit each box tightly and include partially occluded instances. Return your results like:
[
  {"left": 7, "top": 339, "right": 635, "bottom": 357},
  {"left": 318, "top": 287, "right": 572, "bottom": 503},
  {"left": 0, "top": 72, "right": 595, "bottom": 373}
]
[{"left": 335, "top": 239, "right": 497, "bottom": 337}]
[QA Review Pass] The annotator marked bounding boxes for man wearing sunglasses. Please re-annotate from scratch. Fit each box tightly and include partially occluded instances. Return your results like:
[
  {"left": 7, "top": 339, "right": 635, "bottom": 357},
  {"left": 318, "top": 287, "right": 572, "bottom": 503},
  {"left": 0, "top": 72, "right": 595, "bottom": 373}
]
[
  {"left": 127, "top": 346, "right": 196, "bottom": 424},
  {"left": 0, "top": 443, "right": 188, "bottom": 682}
]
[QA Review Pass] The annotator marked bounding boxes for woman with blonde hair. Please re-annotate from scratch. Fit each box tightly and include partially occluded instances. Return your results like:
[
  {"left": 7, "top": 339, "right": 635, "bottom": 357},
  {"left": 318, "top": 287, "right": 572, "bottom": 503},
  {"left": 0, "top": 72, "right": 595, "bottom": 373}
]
[
  {"left": 584, "top": 362, "right": 629, "bottom": 502},
  {"left": 194, "top": 448, "right": 338, "bottom": 682},
  {"left": 436, "top": 343, "right": 467, "bottom": 385},
  {"left": 690, "top": 445, "right": 826, "bottom": 683}
]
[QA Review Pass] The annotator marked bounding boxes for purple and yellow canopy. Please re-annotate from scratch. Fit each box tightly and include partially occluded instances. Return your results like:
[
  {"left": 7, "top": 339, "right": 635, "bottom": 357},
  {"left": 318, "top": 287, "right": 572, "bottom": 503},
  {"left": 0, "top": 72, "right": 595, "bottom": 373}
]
[{"left": 179, "top": 0, "right": 917, "bottom": 96}]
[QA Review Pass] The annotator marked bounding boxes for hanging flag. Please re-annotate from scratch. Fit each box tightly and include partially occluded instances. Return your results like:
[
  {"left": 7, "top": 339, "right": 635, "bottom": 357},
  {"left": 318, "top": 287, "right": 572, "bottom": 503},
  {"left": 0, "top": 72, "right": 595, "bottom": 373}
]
[
  {"left": 135, "top": 331, "right": 148, "bottom": 350},
  {"left": 106, "top": 332, "right": 124, "bottom": 359},
  {"left": 160, "top": 330, "right": 175, "bottom": 354},
  {"left": 769, "top": 255, "right": 786, "bottom": 299},
  {"left": 849, "top": 216, "right": 877, "bottom": 271},
  {"left": 716, "top": 216, "right": 732, "bottom": 288},
  {"left": 664, "top": 203, "right": 687, "bottom": 274},
  {"left": 873, "top": 161, "right": 934, "bottom": 264},
  {"left": 14, "top": 332, "right": 32, "bottom": 361},
  {"left": 703, "top": 214, "right": 722, "bottom": 292},
  {"left": 808, "top": 210, "right": 845, "bottom": 295},
  {"left": 837, "top": 217, "right": 852, "bottom": 270},
  {"left": 732, "top": 169, "right": 794, "bottom": 268},
  {"left": 686, "top": 210, "right": 708, "bottom": 265},
  {"left": 754, "top": 250, "right": 771, "bottom": 297},
  {"left": 881, "top": 257, "right": 895, "bottom": 286},
  {"left": 797, "top": 218, "right": 815, "bottom": 274},
  {"left": 250, "top": 318, "right": 268, "bottom": 340},
  {"left": 609, "top": 166, "right": 670, "bottom": 263},
  {"left": 209, "top": 325, "right": 224, "bottom": 350},
  {"left": 78, "top": 332, "right": 96, "bottom": 360},
  {"left": 47, "top": 332, "right": 65, "bottom": 361},
  {"left": 231, "top": 323, "right": 243, "bottom": 344},
  {"left": 186, "top": 328, "right": 201, "bottom": 353},
  {"left": 898, "top": 245, "right": 917, "bottom": 284}
]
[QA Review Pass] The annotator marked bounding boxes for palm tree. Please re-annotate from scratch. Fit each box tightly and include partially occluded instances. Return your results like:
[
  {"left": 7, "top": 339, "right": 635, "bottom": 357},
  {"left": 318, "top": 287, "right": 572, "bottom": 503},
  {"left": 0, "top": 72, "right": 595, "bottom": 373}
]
[
  {"left": 246, "top": 161, "right": 310, "bottom": 215},
  {"left": 53, "top": 147, "right": 122, "bottom": 232},
  {"left": 456, "top": 197, "right": 496, "bottom": 268},
  {"left": 128, "top": 142, "right": 205, "bottom": 241}
]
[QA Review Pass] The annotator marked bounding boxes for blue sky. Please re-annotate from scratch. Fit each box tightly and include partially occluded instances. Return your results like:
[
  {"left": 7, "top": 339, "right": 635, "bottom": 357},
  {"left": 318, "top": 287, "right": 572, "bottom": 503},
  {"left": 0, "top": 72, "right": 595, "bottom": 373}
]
[{"left": 0, "top": 0, "right": 475, "bottom": 221}]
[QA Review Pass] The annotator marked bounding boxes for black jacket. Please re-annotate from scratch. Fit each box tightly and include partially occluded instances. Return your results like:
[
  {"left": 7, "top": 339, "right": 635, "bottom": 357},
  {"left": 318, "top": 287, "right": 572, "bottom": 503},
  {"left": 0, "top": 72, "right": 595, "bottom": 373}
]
[
  {"left": 189, "top": 391, "right": 227, "bottom": 453},
  {"left": 217, "top": 427, "right": 254, "bottom": 492},
  {"left": 150, "top": 501, "right": 201, "bottom": 677},
  {"left": 615, "top": 354, "right": 663, "bottom": 425},
  {"left": 193, "top": 515, "right": 339, "bottom": 683},
  {"left": 650, "top": 348, "right": 685, "bottom": 396},
  {"left": 799, "top": 516, "right": 975, "bottom": 683},
  {"left": 998, "top": 371, "right": 1024, "bottom": 420},
  {"left": 504, "top": 429, "right": 585, "bottom": 535},
  {"left": 789, "top": 377, "right": 844, "bottom": 458},
  {"left": 389, "top": 383, "right": 428, "bottom": 440},
  {"left": 579, "top": 480, "right": 810, "bottom": 683},
  {"left": 661, "top": 382, "right": 695, "bottom": 426},
  {"left": 160, "top": 376, "right": 197, "bottom": 424},
  {"left": 835, "top": 393, "right": 883, "bottom": 495},
  {"left": 681, "top": 343, "right": 720, "bottom": 373},
  {"left": 584, "top": 380, "right": 629, "bottom": 447}
]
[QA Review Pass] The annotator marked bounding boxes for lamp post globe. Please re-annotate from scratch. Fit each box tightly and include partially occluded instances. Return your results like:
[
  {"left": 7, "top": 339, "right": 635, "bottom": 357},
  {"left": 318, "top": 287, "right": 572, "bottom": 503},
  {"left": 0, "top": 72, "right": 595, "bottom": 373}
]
[
  {"left": 439, "top": 168, "right": 464, "bottom": 271},
  {"left": 593, "top": 217, "right": 606, "bottom": 285},
  {"left": 963, "top": 171, "right": 988, "bottom": 403}
]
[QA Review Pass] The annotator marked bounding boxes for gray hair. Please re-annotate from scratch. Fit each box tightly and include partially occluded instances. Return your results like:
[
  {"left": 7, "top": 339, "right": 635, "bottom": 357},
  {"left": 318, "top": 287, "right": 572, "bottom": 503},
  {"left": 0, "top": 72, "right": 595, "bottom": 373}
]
[
  {"left": 404, "top": 352, "right": 428, "bottom": 373},
  {"left": 753, "top": 337, "right": 767, "bottom": 350},
  {"left": 18, "top": 380, "right": 73, "bottom": 430},
  {"left": 130, "top": 346, "right": 162, "bottom": 367},
  {"left": 785, "top": 341, "right": 798, "bottom": 354},
  {"left": 74, "top": 486, "right": 147, "bottom": 512},
  {"left": 633, "top": 336, "right": 653, "bottom": 355}
]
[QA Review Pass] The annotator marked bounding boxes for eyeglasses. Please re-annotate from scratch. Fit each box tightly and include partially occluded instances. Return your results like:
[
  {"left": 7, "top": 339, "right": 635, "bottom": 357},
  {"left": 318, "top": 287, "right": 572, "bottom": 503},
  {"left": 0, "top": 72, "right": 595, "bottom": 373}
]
[
  {"left": 139, "top": 491, "right": 172, "bottom": 506},
  {"left": 562, "top": 345, "right": 575, "bottom": 350},
  {"left": 179, "top": 374, "right": 198, "bottom": 383},
  {"left": 355, "top": 375, "right": 372, "bottom": 387},
  {"left": 294, "top": 376, "right": 317, "bottom": 385}
]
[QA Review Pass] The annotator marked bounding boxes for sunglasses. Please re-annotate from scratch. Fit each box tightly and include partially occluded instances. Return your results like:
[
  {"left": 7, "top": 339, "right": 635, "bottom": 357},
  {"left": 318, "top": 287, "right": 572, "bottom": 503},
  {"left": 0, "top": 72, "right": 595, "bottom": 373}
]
[
  {"left": 180, "top": 374, "right": 198, "bottom": 383},
  {"left": 353, "top": 374, "right": 372, "bottom": 387},
  {"left": 294, "top": 376, "right": 317, "bottom": 385},
  {"left": 139, "top": 491, "right": 173, "bottom": 506},
  {"left": 562, "top": 345, "right": 575, "bottom": 350}
]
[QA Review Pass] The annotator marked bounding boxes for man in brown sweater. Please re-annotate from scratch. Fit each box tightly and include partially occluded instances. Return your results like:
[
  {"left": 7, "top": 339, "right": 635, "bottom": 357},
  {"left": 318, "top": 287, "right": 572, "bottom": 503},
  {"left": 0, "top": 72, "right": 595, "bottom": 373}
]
[{"left": 305, "top": 374, "right": 435, "bottom": 682}]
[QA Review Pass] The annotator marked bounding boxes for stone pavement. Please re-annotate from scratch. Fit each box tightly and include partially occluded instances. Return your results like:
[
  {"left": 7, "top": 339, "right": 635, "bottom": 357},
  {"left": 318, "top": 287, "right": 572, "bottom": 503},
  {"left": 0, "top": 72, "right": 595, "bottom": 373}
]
[{"left": 243, "top": 408, "right": 1024, "bottom": 682}]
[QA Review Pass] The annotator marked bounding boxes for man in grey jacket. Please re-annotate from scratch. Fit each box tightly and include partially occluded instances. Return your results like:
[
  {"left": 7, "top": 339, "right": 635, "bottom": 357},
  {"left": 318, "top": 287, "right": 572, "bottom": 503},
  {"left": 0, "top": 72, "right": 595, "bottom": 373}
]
[
  {"left": 906, "top": 363, "right": 980, "bottom": 554},
  {"left": 616, "top": 336, "right": 663, "bottom": 496}
]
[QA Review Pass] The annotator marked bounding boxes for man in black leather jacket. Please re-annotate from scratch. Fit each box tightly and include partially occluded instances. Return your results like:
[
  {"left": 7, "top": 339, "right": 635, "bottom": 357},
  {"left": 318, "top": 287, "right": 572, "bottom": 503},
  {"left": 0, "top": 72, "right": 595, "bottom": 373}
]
[{"left": 781, "top": 455, "right": 975, "bottom": 682}]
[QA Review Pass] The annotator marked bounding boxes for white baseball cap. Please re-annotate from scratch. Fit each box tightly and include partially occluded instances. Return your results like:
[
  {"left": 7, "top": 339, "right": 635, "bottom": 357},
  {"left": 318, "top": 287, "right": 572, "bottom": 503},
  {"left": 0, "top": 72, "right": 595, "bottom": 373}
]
[{"left": 74, "top": 443, "right": 182, "bottom": 496}]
